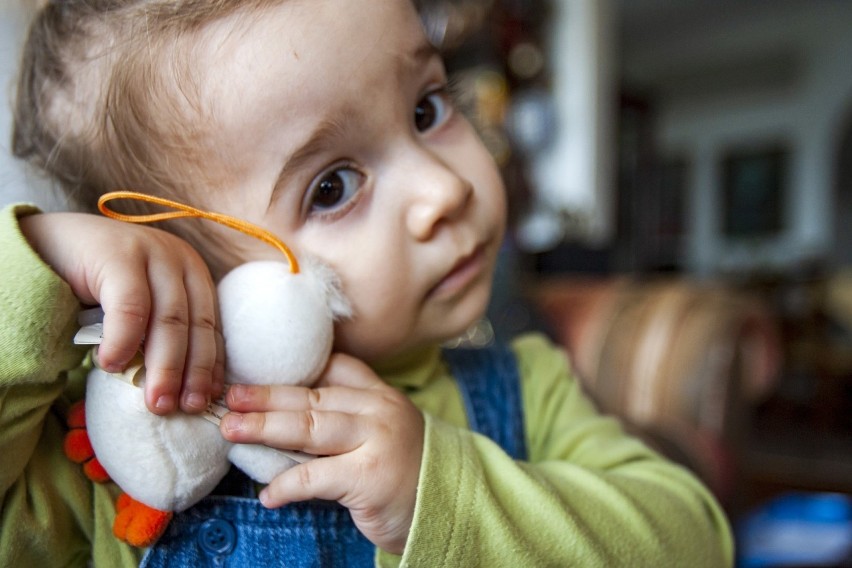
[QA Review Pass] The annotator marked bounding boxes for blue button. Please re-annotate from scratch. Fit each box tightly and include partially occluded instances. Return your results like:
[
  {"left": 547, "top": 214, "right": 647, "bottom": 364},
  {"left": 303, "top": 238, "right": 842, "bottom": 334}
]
[{"left": 197, "top": 519, "right": 236, "bottom": 556}]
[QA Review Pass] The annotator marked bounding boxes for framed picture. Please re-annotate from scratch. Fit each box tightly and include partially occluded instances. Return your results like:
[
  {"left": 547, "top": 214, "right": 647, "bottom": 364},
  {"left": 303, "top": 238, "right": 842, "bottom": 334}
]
[{"left": 722, "top": 146, "right": 789, "bottom": 239}]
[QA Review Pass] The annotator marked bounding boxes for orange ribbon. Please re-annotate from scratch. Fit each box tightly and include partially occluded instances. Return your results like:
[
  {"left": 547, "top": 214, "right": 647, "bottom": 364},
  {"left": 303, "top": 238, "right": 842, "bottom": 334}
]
[{"left": 97, "top": 191, "right": 299, "bottom": 273}]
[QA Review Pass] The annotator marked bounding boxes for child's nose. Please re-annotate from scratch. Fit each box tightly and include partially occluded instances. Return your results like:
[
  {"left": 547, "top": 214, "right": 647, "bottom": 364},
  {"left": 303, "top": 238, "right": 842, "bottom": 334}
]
[{"left": 405, "top": 155, "right": 473, "bottom": 241}]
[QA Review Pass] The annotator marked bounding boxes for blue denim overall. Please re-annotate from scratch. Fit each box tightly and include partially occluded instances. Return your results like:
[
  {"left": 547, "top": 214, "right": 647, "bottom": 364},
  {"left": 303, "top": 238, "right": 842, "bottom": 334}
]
[{"left": 140, "top": 343, "right": 527, "bottom": 567}]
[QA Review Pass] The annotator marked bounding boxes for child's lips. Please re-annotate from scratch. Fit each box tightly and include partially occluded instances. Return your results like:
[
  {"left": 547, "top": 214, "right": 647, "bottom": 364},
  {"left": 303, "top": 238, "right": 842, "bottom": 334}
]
[{"left": 427, "top": 245, "right": 486, "bottom": 299}]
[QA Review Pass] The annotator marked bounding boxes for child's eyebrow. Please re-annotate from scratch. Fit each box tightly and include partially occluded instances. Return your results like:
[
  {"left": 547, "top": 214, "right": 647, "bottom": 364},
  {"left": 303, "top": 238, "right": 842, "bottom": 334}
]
[
  {"left": 269, "top": 40, "right": 441, "bottom": 205},
  {"left": 271, "top": 117, "right": 348, "bottom": 201},
  {"left": 401, "top": 40, "right": 441, "bottom": 73}
]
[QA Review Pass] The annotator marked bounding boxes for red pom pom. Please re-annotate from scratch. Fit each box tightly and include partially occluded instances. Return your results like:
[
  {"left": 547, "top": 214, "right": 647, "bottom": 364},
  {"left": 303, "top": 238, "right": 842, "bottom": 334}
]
[{"left": 63, "top": 429, "right": 94, "bottom": 464}]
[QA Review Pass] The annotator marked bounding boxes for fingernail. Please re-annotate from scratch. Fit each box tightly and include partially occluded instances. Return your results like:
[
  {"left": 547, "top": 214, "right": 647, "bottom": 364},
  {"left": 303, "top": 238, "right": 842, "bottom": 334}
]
[
  {"left": 258, "top": 488, "right": 270, "bottom": 508},
  {"left": 94, "top": 348, "right": 126, "bottom": 374},
  {"left": 155, "top": 394, "right": 175, "bottom": 411},
  {"left": 222, "top": 413, "right": 244, "bottom": 433},
  {"left": 228, "top": 384, "right": 248, "bottom": 404},
  {"left": 185, "top": 392, "right": 208, "bottom": 411},
  {"left": 99, "top": 355, "right": 123, "bottom": 374}
]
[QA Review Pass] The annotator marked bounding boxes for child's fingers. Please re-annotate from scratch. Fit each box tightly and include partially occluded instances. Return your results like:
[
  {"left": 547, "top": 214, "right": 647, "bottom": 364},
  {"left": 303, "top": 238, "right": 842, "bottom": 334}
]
[
  {"left": 211, "top": 324, "right": 227, "bottom": 399},
  {"left": 175, "top": 267, "right": 220, "bottom": 413},
  {"left": 138, "top": 261, "right": 191, "bottom": 415},
  {"left": 225, "top": 353, "right": 386, "bottom": 413},
  {"left": 221, "top": 409, "right": 365, "bottom": 456},
  {"left": 96, "top": 269, "right": 152, "bottom": 373},
  {"left": 259, "top": 456, "right": 350, "bottom": 508},
  {"left": 219, "top": 355, "right": 378, "bottom": 406},
  {"left": 225, "top": 382, "right": 377, "bottom": 414},
  {"left": 314, "top": 353, "right": 387, "bottom": 390}
]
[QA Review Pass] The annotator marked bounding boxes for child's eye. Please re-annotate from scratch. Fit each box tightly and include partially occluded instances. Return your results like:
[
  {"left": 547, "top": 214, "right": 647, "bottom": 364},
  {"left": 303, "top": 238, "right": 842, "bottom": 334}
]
[
  {"left": 414, "top": 89, "right": 452, "bottom": 133},
  {"left": 306, "top": 166, "right": 363, "bottom": 215}
]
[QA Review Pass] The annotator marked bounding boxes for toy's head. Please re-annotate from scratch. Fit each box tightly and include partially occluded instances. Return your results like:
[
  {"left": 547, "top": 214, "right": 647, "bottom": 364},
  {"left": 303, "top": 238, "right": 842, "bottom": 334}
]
[{"left": 217, "top": 259, "right": 351, "bottom": 387}]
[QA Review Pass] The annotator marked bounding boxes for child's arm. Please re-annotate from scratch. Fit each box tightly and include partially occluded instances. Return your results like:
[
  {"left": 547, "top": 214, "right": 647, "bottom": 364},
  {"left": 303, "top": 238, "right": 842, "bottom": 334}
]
[
  {"left": 0, "top": 205, "right": 85, "bottom": 495},
  {"left": 401, "top": 335, "right": 734, "bottom": 567},
  {"left": 0, "top": 205, "right": 142, "bottom": 566},
  {"left": 19, "top": 211, "right": 224, "bottom": 415}
]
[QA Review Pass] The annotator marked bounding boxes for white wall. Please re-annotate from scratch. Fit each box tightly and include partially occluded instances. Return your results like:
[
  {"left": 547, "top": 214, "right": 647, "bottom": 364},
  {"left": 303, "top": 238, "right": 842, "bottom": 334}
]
[
  {"left": 530, "top": 0, "right": 616, "bottom": 244},
  {"left": 1, "top": 3, "right": 78, "bottom": 211},
  {"left": 622, "top": 1, "right": 852, "bottom": 275}
]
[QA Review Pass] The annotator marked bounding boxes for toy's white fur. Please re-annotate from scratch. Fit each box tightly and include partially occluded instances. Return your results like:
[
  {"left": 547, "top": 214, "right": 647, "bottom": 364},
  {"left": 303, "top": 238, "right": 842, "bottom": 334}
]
[{"left": 85, "top": 259, "right": 350, "bottom": 512}]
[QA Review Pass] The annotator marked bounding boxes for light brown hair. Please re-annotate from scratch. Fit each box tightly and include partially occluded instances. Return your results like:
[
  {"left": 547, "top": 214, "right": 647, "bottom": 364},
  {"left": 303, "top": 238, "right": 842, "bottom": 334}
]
[
  {"left": 12, "top": 0, "right": 284, "bottom": 276},
  {"left": 12, "top": 0, "right": 438, "bottom": 277}
]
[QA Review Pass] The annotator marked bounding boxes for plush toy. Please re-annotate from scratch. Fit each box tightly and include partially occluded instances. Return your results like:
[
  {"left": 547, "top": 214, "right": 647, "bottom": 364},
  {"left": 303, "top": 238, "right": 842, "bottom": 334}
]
[{"left": 64, "top": 192, "right": 350, "bottom": 546}]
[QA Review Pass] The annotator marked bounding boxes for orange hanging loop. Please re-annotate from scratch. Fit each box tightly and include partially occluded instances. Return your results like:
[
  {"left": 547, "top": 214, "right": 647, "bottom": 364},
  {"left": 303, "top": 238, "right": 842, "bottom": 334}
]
[{"left": 97, "top": 190, "right": 300, "bottom": 274}]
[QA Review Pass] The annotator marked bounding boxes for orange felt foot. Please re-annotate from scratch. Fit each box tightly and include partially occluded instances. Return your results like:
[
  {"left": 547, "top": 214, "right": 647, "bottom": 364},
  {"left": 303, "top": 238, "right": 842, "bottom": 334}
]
[
  {"left": 63, "top": 400, "right": 111, "bottom": 483},
  {"left": 113, "top": 494, "right": 173, "bottom": 547}
]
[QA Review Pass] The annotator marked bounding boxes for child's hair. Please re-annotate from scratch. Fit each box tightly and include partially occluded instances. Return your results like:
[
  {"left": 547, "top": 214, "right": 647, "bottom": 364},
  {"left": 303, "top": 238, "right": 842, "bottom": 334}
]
[
  {"left": 13, "top": 0, "right": 438, "bottom": 277},
  {"left": 12, "top": 0, "right": 291, "bottom": 277}
]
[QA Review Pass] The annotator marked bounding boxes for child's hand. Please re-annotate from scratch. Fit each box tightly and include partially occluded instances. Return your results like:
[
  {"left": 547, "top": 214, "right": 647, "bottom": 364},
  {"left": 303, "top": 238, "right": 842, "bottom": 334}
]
[
  {"left": 220, "top": 353, "right": 425, "bottom": 554},
  {"left": 20, "top": 212, "right": 224, "bottom": 415}
]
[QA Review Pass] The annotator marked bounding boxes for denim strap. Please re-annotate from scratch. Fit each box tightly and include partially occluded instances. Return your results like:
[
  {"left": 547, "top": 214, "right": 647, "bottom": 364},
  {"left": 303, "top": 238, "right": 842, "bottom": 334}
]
[{"left": 442, "top": 342, "right": 528, "bottom": 461}]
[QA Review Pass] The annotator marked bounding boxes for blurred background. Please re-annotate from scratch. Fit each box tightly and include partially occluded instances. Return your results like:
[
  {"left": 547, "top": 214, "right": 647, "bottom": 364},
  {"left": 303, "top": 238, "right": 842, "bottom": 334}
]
[
  {"left": 3, "top": 0, "right": 852, "bottom": 565},
  {"left": 428, "top": 1, "right": 852, "bottom": 564}
]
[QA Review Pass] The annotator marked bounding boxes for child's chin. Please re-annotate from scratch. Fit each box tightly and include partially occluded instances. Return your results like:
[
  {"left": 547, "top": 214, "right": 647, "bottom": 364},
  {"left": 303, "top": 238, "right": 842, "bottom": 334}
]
[{"left": 439, "top": 304, "right": 491, "bottom": 344}]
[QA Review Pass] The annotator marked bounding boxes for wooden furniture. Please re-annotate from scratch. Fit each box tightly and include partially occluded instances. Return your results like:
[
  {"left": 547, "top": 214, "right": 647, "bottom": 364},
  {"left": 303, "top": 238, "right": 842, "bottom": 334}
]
[{"left": 531, "top": 277, "right": 781, "bottom": 511}]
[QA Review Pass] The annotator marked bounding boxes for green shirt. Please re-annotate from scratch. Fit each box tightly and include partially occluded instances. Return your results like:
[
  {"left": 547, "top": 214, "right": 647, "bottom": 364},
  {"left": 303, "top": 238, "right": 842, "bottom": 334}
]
[{"left": 0, "top": 204, "right": 733, "bottom": 567}]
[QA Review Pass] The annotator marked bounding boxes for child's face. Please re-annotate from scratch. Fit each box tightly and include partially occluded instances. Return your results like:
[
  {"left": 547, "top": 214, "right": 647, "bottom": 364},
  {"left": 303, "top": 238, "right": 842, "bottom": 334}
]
[{"left": 194, "top": 0, "right": 506, "bottom": 363}]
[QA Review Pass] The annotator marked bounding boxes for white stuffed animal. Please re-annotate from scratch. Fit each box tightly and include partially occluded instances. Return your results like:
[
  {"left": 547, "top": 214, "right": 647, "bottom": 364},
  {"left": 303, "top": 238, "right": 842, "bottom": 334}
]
[
  {"left": 78, "top": 257, "right": 350, "bottom": 543},
  {"left": 65, "top": 191, "right": 353, "bottom": 545}
]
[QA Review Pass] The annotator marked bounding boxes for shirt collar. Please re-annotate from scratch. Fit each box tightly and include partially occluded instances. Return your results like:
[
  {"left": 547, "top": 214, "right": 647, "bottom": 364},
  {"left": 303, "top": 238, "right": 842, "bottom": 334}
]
[{"left": 372, "top": 344, "right": 444, "bottom": 391}]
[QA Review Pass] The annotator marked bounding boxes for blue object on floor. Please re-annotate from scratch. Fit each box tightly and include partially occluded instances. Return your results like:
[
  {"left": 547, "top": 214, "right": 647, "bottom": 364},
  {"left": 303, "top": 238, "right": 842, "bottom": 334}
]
[{"left": 737, "top": 492, "right": 852, "bottom": 567}]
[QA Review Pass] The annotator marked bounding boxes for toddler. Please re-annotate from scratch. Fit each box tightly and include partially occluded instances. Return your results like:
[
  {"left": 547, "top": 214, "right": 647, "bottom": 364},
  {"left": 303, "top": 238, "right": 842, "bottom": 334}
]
[{"left": 1, "top": 0, "right": 733, "bottom": 565}]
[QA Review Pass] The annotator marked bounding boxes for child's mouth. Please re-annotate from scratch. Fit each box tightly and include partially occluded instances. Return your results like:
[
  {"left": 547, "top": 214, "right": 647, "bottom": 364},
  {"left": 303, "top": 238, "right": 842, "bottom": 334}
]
[{"left": 427, "top": 245, "right": 486, "bottom": 300}]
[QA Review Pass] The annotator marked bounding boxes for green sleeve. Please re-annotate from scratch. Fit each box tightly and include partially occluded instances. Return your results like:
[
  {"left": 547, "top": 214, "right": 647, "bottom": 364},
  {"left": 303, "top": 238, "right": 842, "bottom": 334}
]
[
  {"left": 0, "top": 204, "right": 83, "bottom": 491},
  {"left": 380, "top": 334, "right": 733, "bottom": 567},
  {"left": 0, "top": 204, "right": 140, "bottom": 567}
]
